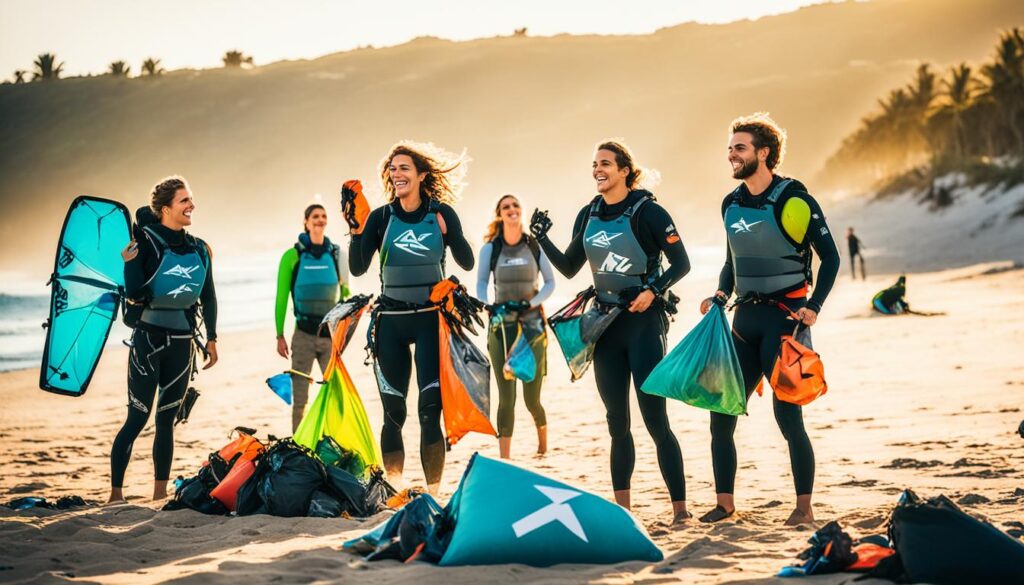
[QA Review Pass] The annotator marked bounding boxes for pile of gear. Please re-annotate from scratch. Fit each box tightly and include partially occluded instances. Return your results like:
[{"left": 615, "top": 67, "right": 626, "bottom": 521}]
[{"left": 779, "top": 489, "right": 1024, "bottom": 584}]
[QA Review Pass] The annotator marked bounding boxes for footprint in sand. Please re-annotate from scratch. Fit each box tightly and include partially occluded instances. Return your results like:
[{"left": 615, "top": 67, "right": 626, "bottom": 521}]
[
  {"left": 882, "top": 458, "right": 943, "bottom": 469},
  {"left": 956, "top": 493, "right": 991, "bottom": 505},
  {"left": 836, "top": 479, "right": 878, "bottom": 488}
]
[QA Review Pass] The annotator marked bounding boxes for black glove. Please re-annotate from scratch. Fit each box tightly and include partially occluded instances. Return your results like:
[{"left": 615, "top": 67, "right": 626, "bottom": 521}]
[
  {"left": 529, "top": 208, "right": 552, "bottom": 239},
  {"left": 711, "top": 294, "right": 727, "bottom": 308}
]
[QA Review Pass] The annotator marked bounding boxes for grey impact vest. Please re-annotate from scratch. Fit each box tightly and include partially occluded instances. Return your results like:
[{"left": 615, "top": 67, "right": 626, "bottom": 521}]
[
  {"left": 380, "top": 201, "right": 444, "bottom": 304},
  {"left": 583, "top": 195, "right": 652, "bottom": 305},
  {"left": 723, "top": 178, "right": 807, "bottom": 296},
  {"left": 292, "top": 238, "right": 340, "bottom": 320},
  {"left": 492, "top": 236, "right": 541, "bottom": 320},
  {"left": 140, "top": 226, "right": 208, "bottom": 330}
]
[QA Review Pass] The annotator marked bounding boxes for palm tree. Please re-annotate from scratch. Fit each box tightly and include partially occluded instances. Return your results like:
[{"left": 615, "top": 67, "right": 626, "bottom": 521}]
[
  {"left": 979, "top": 28, "right": 1024, "bottom": 153},
  {"left": 141, "top": 58, "right": 165, "bottom": 77},
  {"left": 936, "top": 63, "right": 976, "bottom": 160},
  {"left": 32, "top": 53, "right": 64, "bottom": 81},
  {"left": 222, "top": 50, "right": 254, "bottom": 68},
  {"left": 13, "top": 70, "right": 26, "bottom": 84},
  {"left": 108, "top": 61, "right": 130, "bottom": 77}
]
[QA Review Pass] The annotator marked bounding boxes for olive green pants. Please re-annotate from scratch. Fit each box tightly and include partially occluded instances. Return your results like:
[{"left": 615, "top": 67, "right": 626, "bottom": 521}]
[{"left": 487, "top": 320, "right": 547, "bottom": 438}]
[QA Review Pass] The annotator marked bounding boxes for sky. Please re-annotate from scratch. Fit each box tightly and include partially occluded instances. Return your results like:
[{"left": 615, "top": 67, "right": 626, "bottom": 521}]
[{"left": 1, "top": 0, "right": 833, "bottom": 78}]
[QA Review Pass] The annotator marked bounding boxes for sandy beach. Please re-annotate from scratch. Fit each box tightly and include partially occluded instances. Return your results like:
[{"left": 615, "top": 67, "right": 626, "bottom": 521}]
[{"left": 1, "top": 263, "right": 1022, "bottom": 584}]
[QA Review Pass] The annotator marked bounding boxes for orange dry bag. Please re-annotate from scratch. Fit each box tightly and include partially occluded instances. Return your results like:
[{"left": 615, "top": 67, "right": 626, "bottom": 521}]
[
  {"left": 769, "top": 321, "right": 827, "bottom": 405},
  {"left": 209, "top": 458, "right": 256, "bottom": 511}
]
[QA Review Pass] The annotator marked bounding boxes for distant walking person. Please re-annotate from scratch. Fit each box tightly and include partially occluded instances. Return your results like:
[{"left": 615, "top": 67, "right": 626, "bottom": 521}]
[{"left": 846, "top": 227, "right": 866, "bottom": 280}]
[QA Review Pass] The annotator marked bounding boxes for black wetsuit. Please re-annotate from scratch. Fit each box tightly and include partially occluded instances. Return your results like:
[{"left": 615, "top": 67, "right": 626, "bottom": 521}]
[
  {"left": 349, "top": 198, "right": 473, "bottom": 484},
  {"left": 539, "top": 189, "right": 690, "bottom": 501},
  {"left": 111, "top": 224, "right": 217, "bottom": 488},
  {"left": 713, "top": 175, "right": 838, "bottom": 496},
  {"left": 847, "top": 233, "right": 866, "bottom": 279}
]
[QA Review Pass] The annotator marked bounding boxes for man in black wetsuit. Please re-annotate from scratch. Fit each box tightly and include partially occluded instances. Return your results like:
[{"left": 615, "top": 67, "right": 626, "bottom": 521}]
[
  {"left": 532, "top": 140, "right": 692, "bottom": 523},
  {"left": 699, "top": 113, "right": 840, "bottom": 525},
  {"left": 847, "top": 227, "right": 866, "bottom": 280}
]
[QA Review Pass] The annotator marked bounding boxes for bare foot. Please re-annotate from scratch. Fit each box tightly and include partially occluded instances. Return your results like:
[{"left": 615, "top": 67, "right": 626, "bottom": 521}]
[
  {"left": 106, "top": 488, "right": 126, "bottom": 504},
  {"left": 672, "top": 511, "right": 693, "bottom": 525},
  {"left": 784, "top": 508, "right": 815, "bottom": 526}
]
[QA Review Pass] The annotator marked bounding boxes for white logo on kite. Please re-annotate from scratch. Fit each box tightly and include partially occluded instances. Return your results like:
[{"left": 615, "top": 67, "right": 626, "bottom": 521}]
[
  {"left": 512, "top": 485, "right": 588, "bottom": 542},
  {"left": 600, "top": 252, "right": 633, "bottom": 273},
  {"left": 393, "top": 229, "right": 432, "bottom": 256},
  {"left": 585, "top": 231, "right": 622, "bottom": 249},
  {"left": 167, "top": 284, "right": 194, "bottom": 298},
  {"left": 730, "top": 218, "right": 763, "bottom": 233},
  {"left": 163, "top": 264, "right": 200, "bottom": 279}
]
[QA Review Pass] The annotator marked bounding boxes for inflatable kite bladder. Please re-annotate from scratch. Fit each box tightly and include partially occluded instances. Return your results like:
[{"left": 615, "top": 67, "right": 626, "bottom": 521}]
[{"left": 436, "top": 454, "right": 662, "bottom": 566}]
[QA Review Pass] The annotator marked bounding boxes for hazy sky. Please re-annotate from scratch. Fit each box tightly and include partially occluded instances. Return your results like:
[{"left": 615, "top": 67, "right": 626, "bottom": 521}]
[{"left": 2, "top": 0, "right": 832, "bottom": 77}]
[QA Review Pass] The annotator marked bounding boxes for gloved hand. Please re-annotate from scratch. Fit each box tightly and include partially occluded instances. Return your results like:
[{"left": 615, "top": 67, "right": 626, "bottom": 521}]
[
  {"left": 341, "top": 179, "right": 369, "bottom": 235},
  {"left": 529, "top": 208, "right": 552, "bottom": 239}
]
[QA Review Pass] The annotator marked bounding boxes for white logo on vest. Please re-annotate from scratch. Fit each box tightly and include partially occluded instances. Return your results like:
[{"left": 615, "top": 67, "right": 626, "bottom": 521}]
[
  {"left": 512, "top": 485, "right": 588, "bottom": 542},
  {"left": 163, "top": 264, "right": 200, "bottom": 279},
  {"left": 600, "top": 252, "right": 633, "bottom": 273},
  {"left": 393, "top": 229, "right": 433, "bottom": 257},
  {"left": 730, "top": 218, "right": 764, "bottom": 233},
  {"left": 167, "top": 283, "right": 194, "bottom": 298},
  {"left": 585, "top": 231, "right": 622, "bottom": 249}
]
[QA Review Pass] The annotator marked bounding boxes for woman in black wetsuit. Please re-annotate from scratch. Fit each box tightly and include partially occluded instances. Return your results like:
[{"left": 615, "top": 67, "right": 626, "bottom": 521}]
[
  {"left": 530, "top": 141, "right": 692, "bottom": 522},
  {"left": 108, "top": 176, "right": 218, "bottom": 503},
  {"left": 345, "top": 141, "right": 474, "bottom": 494}
]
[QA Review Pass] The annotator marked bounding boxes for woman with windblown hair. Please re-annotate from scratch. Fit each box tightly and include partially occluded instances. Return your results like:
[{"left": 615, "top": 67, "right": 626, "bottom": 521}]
[
  {"left": 476, "top": 194, "right": 556, "bottom": 459},
  {"left": 344, "top": 141, "right": 474, "bottom": 495}
]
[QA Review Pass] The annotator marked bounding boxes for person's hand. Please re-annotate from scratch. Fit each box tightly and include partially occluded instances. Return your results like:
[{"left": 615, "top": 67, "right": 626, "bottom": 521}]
[
  {"left": 795, "top": 307, "right": 818, "bottom": 326},
  {"left": 276, "top": 336, "right": 289, "bottom": 358},
  {"left": 700, "top": 291, "right": 727, "bottom": 314},
  {"left": 506, "top": 300, "right": 531, "bottom": 314},
  {"left": 628, "top": 289, "right": 655, "bottom": 313},
  {"left": 340, "top": 179, "right": 368, "bottom": 235},
  {"left": 202, "top": 340, "right": 219, "bottom": 370},
  {"left": 121, "top": 241, "right": 139, "bottom": 262},
  {"left": 529, "top": 208, "right": 552, "bottom": 239}
]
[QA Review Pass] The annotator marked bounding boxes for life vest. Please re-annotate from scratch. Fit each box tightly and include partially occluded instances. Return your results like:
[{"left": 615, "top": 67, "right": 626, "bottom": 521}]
[
  {"left": 582, "top": 194, "right": 656, "bottom": 305},
  {"left": 292, "top": 234, "right": 341, "bottom": 321},
  {"left": 380, "top": 200, "right": 444, "bottom": 304},
  {"left": 491, "top": 234, "right": 542, "bottom": 320},
  {"left": 140, "top": 226, "right": 208, "bottom": 330},
  {"left": 724, "top": 178, "right": 808, "bottom": 297}
]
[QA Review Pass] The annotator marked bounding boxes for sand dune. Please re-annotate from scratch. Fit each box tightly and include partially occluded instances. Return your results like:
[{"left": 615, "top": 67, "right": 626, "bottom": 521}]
[{"left": 2, "top": 263, "right": 1022, "bottom": 583}]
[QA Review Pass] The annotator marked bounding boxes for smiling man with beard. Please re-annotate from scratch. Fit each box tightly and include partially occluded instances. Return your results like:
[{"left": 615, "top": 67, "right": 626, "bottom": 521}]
[{"left": 698, "top": 113, "right": 840, "bottom": 526}]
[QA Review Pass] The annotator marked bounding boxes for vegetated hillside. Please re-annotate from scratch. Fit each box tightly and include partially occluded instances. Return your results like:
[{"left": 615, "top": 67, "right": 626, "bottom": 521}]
[{"left": 1, "top": 0, "right": 1020, "bottom": 273}]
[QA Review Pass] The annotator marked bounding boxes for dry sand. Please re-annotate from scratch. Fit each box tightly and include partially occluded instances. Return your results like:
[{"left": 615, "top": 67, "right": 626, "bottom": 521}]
[{"left": 2, "top": 264, "right": 1023, "bottom": 584}]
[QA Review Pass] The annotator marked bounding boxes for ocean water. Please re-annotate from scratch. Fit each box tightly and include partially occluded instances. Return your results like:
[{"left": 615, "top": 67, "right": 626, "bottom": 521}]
[{"left": 0, "top": 255, "right": 280, "bottom": 373}]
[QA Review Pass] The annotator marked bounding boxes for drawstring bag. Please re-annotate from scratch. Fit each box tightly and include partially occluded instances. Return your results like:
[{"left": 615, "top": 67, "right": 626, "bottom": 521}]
[
  {"left": 769, "top": 320, "right": 827, "bottom": 405},
  {"left": 641, "top": 304, "right": 746, "bottom": 415},
  {"left": 548, "top": 287, "right": 620, "bottom": 382}
]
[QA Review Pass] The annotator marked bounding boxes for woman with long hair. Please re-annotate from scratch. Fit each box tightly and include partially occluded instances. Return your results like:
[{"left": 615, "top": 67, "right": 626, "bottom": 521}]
[
  {"left": 530, "top": 141, "right": 692, "bottom": 521},
  {"left": 345, "top": 141, "right": 474, "bottom": 494},
  {"left": 476, "top": 194, "right": 556, "bottom": 459},
  {"left": 108, "top": 175, "right": 218, "bottom": 503},
  {"left": 274, "top": 202, "right": 350, "bottom": 430}
]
